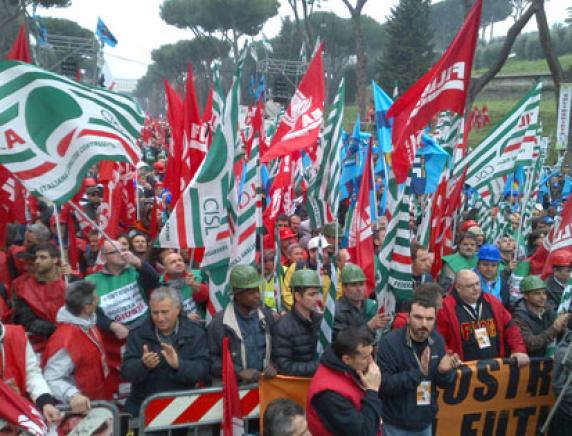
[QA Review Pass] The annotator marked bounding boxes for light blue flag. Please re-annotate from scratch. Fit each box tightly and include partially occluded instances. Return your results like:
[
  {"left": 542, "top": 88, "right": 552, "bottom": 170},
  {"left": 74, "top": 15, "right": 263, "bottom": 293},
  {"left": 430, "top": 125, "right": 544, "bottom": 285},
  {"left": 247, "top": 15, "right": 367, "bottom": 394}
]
[
  {"left": 372, "top": 81, "right": 393, "bottom": 153},
  {"left": 351, "top": 113, "right": 361, "bottom": 145},
  {"left": 416, "top": 134, "right": 450, "bottom": 194}
]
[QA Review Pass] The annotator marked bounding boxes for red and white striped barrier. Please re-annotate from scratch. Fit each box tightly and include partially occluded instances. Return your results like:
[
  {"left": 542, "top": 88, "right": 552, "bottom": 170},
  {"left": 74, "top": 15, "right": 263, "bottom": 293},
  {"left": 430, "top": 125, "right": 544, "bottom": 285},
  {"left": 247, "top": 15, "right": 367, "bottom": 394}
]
[{"left": 141, "top": 385, "right": 260, "bottom": 431}]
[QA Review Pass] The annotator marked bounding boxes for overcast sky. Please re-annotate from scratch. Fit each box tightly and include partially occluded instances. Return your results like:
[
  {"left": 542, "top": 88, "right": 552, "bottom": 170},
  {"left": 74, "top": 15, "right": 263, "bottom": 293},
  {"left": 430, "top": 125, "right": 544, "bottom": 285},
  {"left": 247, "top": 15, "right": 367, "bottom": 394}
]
[{"left": 37, "top": 0, "right": 569, "bottom": 80}]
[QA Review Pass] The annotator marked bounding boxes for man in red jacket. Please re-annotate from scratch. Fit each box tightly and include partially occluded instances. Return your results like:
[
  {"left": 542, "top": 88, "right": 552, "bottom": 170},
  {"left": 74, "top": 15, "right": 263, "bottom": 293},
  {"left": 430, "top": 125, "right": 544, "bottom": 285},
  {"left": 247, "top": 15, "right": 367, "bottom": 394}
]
[{"left": 437, "top": 269, "right": 529, "bottom": 367}]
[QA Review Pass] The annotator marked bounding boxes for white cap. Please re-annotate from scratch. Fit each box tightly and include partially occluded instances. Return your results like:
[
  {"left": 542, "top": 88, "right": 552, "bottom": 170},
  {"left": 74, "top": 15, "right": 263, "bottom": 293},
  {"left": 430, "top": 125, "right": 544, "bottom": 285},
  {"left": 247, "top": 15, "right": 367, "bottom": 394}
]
[
  {"left": 308, "top": 236, "right": 331, "bottom": 250},
  {"left": 534, "top": 203, "right": 543, "bottom": 211}
]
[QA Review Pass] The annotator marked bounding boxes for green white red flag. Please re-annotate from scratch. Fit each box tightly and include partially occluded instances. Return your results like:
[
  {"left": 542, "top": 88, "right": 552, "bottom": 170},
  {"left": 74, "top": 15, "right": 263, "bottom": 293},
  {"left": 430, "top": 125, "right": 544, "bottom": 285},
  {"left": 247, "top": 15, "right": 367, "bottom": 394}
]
[
  {"left": 0, "top": 61, "right": 143, "bottom": 204},
  {"left": 306, "top": 78, "right": 345, "bottom": 229},
  {"left": 455, "top": 82, "right": 542, "bottom": 206},
  {"left": 376, "top": 168, "right": 412, "bottom": 313},
  {"left": 386, "top": 0, "right": 482, "bottom": 183}
]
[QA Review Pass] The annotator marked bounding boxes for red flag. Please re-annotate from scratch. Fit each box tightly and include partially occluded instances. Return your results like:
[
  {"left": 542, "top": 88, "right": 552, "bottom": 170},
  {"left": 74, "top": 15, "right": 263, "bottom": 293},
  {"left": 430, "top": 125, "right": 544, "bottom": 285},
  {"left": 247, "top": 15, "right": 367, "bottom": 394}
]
[
  {"left": 222, "top": 337, "right": 244, "bottom": 436},
  {"left": 184, "top": 64, "right": 208, "bottom": 181},
  {"left": 261, "top": 43, "right": 324, "bottom": 163},
  {"left": 6, "top": 24, "right": 31, "bottom": 63},
  {"left": 386, "top": 0, "right": 482, "bottom": 183},
  {"left": 66, "top": 210, "right": 80, "bottom": 274},
  {"left": 163, "top": 81, "right": 185, "bottom": 206},
  {"left": 529, "top": 196, "right": 572, "bottom": 277},
  {"left": 202, "top": 87, "right": 213, "bottom": 123},
  {"left": 431, "top": 168, "right": 467, "bottom": 279},
  {"left": 263, "top": 156, "right": 294, "bottom": 243},
  {"left": 99, "top": 166, "right": 123, "bottom": 239},
  {"left": 149, "top": 197, "right": 159, "bottom": 239},
  {"left": 348, "top": 138, "right": 375, "bottom": 295},
  {"left": 0, "top": 379, "right": 48, "bottom": 435}
]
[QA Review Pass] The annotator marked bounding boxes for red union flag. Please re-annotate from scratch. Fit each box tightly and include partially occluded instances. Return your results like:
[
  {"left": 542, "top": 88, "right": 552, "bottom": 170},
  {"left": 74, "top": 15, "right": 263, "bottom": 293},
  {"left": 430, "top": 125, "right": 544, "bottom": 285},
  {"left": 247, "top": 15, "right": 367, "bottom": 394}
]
[
  {"left": 0, "top": 379, "right": 48, "bottom": 435},
  {"left": 387, "top": 0, "right": 482, "bottom": 183},
  {"left": 529, "top": 195, "right": 572, "bottom": 277},
  {"left": 261, "top": 43, "right": 324, "bottom": 163},
  {"left": 348, "top": 138, "right": 375, "bottom": 295}
]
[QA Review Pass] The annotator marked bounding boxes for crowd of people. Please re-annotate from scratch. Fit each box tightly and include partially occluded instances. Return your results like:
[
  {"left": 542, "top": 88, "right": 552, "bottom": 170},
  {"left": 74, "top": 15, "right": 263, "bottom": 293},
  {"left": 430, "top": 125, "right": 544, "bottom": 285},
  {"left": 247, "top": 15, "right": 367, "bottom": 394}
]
[{"left": 0, "top": 138, "right": 572, "bottom": 435}]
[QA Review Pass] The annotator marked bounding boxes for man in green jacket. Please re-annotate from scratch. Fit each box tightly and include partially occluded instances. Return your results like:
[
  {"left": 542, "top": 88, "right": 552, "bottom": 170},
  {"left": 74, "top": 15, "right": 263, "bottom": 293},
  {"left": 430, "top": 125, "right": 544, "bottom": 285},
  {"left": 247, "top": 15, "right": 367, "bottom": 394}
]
[{"left": 439, "top": 232, "right": 478, "bottom": 291}]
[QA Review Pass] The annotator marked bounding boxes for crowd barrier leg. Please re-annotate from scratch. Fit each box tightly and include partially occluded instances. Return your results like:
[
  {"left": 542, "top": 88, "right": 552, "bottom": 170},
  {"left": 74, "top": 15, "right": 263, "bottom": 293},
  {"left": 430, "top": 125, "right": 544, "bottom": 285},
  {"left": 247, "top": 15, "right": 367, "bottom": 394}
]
[{"left": 56, "top": 400, "right": 121, "bottom": 435}]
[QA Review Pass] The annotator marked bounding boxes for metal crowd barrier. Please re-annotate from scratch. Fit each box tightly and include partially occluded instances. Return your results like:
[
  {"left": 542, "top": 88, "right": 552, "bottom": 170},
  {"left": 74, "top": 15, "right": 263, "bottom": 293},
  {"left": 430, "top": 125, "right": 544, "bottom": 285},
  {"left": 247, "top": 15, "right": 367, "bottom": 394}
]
[
  {"left": 138, "top": 384, "right": 260, "bottom": 435},
  {"left": 56, "top": 400, "right": 121, "bottom": 435}
]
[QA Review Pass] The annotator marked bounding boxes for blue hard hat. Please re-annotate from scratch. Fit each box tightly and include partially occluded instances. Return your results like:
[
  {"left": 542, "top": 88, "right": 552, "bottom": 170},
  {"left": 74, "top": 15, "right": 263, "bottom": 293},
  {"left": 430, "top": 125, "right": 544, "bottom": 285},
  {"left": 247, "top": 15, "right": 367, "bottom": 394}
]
[
  {"left": 478, "top": 244, "right": 502, "bottom": 263},
  {"left": 543, "top": 216, "right": 554, "bottom": 225}
]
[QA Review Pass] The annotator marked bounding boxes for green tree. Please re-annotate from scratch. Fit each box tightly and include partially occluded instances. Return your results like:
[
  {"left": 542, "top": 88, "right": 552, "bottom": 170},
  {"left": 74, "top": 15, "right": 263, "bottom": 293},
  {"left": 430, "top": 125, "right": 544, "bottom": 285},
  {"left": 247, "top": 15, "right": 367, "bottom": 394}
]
[
  {"left": 41, "top": 16, "right": 93, "bottom": 38},
  {"left": 430, "top": 0, "right": 464, "bottom": 51},
  {"left": 160, "top": 0, "right": 279, "bottom": 62},
  {"left": 1, "top": 0, "right": 71, "bottom": 57},
  {"left": 377, "top": 0, "right": 434, "bottom": 94},
  {"left": 134, "top": 37, "right": 231, "bottom": 114}
]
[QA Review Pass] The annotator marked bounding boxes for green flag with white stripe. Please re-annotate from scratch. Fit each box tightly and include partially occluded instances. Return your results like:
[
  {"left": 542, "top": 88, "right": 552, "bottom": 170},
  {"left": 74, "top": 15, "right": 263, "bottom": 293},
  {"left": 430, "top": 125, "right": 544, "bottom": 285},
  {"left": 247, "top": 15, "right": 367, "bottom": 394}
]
[
  {"left": 307, "top": 78, "right": 345, "bottom": 229},
  {"left": 455, "top": 82, "right": 542, "bottom": 206},
  {"left": 0, "top": 61, "right": 143, "bottom": 204}
]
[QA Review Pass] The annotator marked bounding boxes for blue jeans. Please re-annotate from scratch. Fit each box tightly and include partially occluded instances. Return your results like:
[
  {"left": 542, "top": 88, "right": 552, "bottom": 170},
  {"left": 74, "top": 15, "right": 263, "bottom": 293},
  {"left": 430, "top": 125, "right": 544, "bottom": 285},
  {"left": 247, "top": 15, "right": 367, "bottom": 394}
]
[{"left": 383, "top": 423, "right": 432, "bottom": 436}]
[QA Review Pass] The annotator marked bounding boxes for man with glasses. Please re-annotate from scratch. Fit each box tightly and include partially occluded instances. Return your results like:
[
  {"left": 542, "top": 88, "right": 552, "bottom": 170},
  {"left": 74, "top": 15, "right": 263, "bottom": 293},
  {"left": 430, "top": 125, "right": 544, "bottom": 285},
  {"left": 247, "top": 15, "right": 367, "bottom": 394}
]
[
  {"left": 436, "top": 269, "right": 529, "bottom": 366},
  {"left": 86, "top": 240, "right": 159, "bottom": 397}
]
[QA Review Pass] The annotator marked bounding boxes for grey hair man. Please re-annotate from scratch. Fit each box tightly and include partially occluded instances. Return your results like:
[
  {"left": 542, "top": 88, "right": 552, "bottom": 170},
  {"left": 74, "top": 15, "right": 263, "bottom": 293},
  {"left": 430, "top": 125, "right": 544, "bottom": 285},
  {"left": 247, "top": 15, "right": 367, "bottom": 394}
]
[
  {"left": 43, "top": 280, "right": 109, "bottom": 413},
  {"left": 121, "top": 287, "right": 210, "bottom": 416}
]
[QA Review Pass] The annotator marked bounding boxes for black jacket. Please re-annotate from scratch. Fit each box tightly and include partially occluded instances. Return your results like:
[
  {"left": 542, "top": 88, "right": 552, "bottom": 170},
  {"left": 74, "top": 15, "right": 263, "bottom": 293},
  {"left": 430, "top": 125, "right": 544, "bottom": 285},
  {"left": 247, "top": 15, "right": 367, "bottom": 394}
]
[
  {"left": 311, "top": 346, "right": 382, "bottom": 436},
  {"left": 120, "top": 315, "right": 210, "bottom": 416},
  {"left": 553, "top": 331, "right": 572, "bottom": 420},
  {"left": 333, "top": 296, "right": 370, "bottom": 340},
  {"left": 271, "top": 307, "right": 322, "bottom": 376},
  {"left": 377, "top": 326, "right": 455, "bottom": 431},
  {"left": 512, "top": 298, "right": 558, "bottom": 358},
  {"left": 546, "top": 275, "right": 566, "bottom": 310}
]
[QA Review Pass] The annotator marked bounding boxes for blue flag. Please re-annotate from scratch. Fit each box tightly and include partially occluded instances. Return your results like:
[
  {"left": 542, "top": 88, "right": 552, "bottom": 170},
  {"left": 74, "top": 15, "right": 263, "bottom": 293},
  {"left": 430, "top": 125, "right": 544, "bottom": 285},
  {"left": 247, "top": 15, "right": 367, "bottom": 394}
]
[
  {"left": 351, "top": 113, "right": 361, "bottom": 146},
  {"left": 413, "top": 134, "right": 450, "bottom": 194},
  {"left": 372, "top": 81, "right": 393, "bottom": 153},
  {"left": 96, "top": 17, "right": 117, "bottom": 47}
]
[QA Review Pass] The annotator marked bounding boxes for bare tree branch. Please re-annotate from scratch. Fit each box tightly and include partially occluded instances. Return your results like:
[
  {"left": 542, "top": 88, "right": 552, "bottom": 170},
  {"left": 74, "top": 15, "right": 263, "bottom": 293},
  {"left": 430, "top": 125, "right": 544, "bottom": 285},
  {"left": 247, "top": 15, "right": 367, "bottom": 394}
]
[
  {"left": 533, "top": 0, "right": 562, "bottom": 98},
  {"left": 468, "top": 2, "right": 535, "bottom": 106}
]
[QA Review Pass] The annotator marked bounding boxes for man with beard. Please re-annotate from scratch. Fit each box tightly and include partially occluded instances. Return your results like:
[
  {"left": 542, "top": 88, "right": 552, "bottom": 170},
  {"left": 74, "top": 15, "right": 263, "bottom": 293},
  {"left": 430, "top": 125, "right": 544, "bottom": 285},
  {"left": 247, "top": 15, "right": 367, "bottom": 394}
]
[
  {"left": 13, "top": 243, "right": 69, "bottom": 354},
  {"left": 377, "top": 293, "right": 460, "bottom": 435}
]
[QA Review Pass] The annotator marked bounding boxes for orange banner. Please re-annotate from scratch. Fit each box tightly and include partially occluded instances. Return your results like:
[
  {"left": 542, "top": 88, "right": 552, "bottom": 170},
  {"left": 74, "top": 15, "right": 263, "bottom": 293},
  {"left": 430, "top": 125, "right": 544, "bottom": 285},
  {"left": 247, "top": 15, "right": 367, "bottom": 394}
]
[
  {"left": 258, "top": 358, "right": 554, "bottom": 435},
  {"left": 436, "top": 358, "right": 554, "bottom": 435},
  {"left": 259, "top": 375, "right": 311, "bottom": 432}
]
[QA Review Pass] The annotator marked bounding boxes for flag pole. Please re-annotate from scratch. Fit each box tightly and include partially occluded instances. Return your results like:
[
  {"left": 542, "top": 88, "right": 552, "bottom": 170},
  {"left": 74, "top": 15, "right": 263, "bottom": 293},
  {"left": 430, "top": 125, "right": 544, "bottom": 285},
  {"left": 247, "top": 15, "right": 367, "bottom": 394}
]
[
  {"left": 135, "top": 171, "right": 140, "bottom": 221},
  {"left": 370, "top": 138, "right": 378, "bottom": 223},
  {"left": 514, "top": 166, "right": 534, "bottom": 261},
  {"left": 67, "top": 201, "right": 115, "bottom": 245},
  {"left": 52, "top": 205, "right": 69, "bottom": 286}
]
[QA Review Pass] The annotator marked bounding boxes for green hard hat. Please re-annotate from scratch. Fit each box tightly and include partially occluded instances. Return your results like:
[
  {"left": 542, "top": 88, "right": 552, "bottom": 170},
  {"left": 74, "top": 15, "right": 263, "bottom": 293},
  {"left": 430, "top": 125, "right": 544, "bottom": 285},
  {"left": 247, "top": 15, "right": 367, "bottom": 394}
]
[
  {"left": 230, "top": 264, "right": 261, "bottom": 290},
  {"left": 341, "top": 263, "right": 366, "bottom": 284},
  {"left": 323, "top": 222, "right": 343, "bottom": 238},
  {"left": 520, "top": 275, "right": 545, "bottom": 293},
  {"left": 290, "top": 269, "right": 322, "bottom": 289}
]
